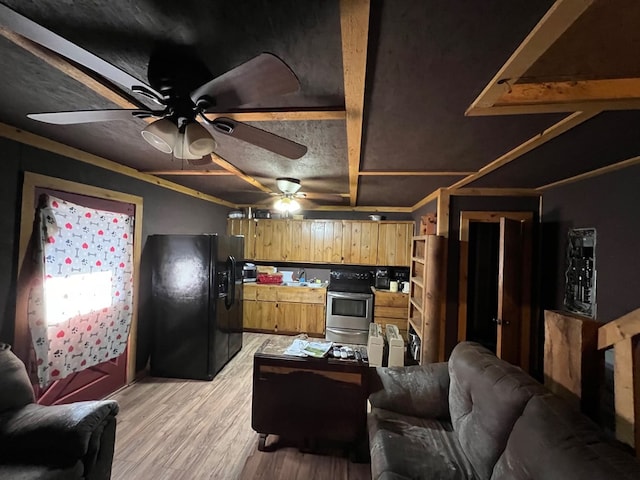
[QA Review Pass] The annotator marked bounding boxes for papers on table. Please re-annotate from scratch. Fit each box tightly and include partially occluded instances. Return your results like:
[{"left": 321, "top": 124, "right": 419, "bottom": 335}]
[{"left": 284, "top": 338, "right": 333, "bottom": 358}]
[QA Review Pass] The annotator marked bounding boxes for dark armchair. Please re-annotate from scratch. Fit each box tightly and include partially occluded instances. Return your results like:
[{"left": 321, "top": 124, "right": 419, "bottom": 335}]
[{"left": 0, "top": 343, "right": 119, "bottom": 480}]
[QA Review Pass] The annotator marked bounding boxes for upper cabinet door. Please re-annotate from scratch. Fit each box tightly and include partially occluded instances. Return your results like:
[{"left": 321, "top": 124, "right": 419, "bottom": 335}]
[
  {"left": 310, "top": 220, "right": 343, "bottom": 263},
  {"left": 342, "top": 221, "right": 379, "bottom": 265},
  {"left": 377, "top": 223, "right": 414, "bottom": 266},
  {"left": 227, "top": 219, "right": 255, "bottom": 259},
  {"left": 254, "top": 219, "right": 288, "bottom": 261},
  {"left": 287, "top": 220, "right": 311, "bottom": 262}
]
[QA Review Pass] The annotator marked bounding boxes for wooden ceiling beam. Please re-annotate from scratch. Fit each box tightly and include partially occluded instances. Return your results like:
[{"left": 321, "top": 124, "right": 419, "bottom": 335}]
[
  {"left": 0, "top": 27, "right": 139, "bottom": 110},
  {"left": 204, "top": 109, "right": 346, "bottom": 122},
  {"left": 208, "top": 152, "right": 273, "bottom": 193},
  {"left": 480, "top": 78, "right": 640, "bottom": 114},
  {"left": 466, "top": 0, "right": 594, "bottom": 116},
  {"left": 537, "top": 154, "right": 640, "bottom": 191},
  {"left": 448, "top": 110, "right": 599, "bottom": 189},
  {"left": 340, "top": 0, "right": 370, "bottom": 206},
  {"left": 359, "top": 171, "right": 474, "bottom": 176},
  {"left": 141, "top": 170, "right": 234, "bottom": 176}
]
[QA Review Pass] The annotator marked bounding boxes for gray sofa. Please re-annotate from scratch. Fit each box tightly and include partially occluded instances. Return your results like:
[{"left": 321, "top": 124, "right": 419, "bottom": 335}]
[
  {"left": 0, "top": 343, "right": 119, "bottom": 480},
  {"left": 368, "top": 341, "right": 640, "bottom": 480}
]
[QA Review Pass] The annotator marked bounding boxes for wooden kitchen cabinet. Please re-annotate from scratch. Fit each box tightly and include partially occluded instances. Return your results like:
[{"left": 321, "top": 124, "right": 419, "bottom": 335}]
[
  {"left": 227, "top": 218, "right": 256, "bottom": 259},
  {"left": 374, "top": 289, "right": 410, "bottom": 340},
  {"left": 242, "top": 284, "right": 326, "bottom": 336},
  {"left": 376, "top": 222, "right": 414, "bottom": 266},
  {"left": 237, "top": 218, "right": 413, "bottom": 266}
]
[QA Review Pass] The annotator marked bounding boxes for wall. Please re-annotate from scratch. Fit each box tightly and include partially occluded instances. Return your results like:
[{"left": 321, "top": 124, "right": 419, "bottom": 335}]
[
  {"left": 541, "top": 164, "right": 640, "bottom": 431},
  {"left": 0, "top": 137, "right": 230, "bottom": 370},
  {"left": 541, "top": 164, "right": 640, "bottom": 322}
]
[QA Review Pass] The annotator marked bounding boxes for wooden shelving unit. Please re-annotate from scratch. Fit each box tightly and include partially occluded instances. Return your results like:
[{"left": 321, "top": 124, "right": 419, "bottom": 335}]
[{"left": 408, "top": 235, "right": 447, "bottom": 364}]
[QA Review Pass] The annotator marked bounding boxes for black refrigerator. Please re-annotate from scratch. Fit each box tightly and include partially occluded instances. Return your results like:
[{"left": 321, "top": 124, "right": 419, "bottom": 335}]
[{"left": 149, "top": 234, "right": 243, "bottom": 380}]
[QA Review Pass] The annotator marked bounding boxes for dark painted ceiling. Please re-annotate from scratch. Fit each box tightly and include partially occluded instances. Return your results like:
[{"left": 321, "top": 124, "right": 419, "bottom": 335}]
[{"left": 0, "top": 0, "right": 637, "bottom": 210}]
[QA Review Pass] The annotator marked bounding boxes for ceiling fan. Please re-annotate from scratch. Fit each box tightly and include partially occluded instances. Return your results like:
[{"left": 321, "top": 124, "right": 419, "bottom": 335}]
[
  {"left": 268, "top": 177, "right": 347, "bottom": 212},
  {"left": 0, "top": 4, "right": 308, "bottom": 165}
]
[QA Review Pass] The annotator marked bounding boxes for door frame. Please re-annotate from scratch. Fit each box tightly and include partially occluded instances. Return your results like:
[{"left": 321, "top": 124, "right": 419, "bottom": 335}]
[
  {"left": 458, "top": 210, "right": 533, "bottom": 369},
  {"left": 15, "top": 172, "right": 144, "bottom": 384}
]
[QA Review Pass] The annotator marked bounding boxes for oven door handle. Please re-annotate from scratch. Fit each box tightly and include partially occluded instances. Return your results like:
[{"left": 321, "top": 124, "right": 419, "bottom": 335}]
[
  {"left": 326, "top": 327, "right": 369, "bottom": 336},
  {"left": 327, "top": 292, "right": 372, "bottom": 300}
]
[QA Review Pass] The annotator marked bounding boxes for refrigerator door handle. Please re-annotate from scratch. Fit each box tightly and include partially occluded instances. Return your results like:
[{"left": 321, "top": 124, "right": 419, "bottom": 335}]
[{"left": 224, "top": 255, "right": 236, "bottom": 310}]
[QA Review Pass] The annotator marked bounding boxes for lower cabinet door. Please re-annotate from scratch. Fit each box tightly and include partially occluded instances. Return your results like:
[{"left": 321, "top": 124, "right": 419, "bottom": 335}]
[
  {"left": 243, "top": 300, "right": 277, "bottom": 332},
  {"left": 276, "top": 302, "right": 325, "bottom": 336}
]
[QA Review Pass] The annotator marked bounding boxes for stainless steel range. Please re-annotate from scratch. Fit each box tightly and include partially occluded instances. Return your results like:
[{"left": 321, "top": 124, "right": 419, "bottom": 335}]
[{"left": 325, "top": 269, "right": 373, "bottom": 344}]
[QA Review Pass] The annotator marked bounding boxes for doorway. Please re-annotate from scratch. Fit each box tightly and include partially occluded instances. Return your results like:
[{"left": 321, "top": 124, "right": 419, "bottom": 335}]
[
  {"left": 15, "top": 172, "right": 143, "bottom": 404},
  {"left": 458, "top": 211, "right": 533, "bottom": 370},
  {"left": 466, "top": 222, "right": 500, "bottom": 352}
]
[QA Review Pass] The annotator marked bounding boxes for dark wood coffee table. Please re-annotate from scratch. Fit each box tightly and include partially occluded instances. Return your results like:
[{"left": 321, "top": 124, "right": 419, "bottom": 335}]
[{"left": 252, "top": 336, "right": 370, "bottom": 454}]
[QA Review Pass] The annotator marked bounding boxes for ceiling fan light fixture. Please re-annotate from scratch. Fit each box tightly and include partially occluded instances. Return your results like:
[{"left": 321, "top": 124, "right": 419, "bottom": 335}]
[
  {"left": 276, "top": 177, "right": 302, "bottom": 194},
  {"left": 274, "top": 197, "right": 301, "bottom": 213},
  {"left": 141, "top": 119, "right": 178, "bottom": 154},
  {"left": 186, "top": 122, "right": 217, "bottom": 156},
  {"left": 173, "top": 133, "right": 203, "bottom": 160}
]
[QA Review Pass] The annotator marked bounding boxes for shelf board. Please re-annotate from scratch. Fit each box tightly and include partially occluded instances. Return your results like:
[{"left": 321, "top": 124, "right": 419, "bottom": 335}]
[
  {"left": 410, "top": 297, "right": 423, "bottom": 313},
  {"left": 408, "top": 318, "right": 423, "bottom": 339},
  {"left": 411, "top": 277, "right": 424, "bottom": 288},
  {"left": 411, "top": 256, "right": 425, "bottom": 264}
]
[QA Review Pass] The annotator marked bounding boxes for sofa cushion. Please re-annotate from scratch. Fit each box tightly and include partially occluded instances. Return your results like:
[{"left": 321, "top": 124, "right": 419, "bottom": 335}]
[
  {"left": 369, "top": 407, "right": 477, "bottom": 480},
  {"left": 448, "top": 342, "right": 546, "bottom": 480},
  {"left": 369, "top": 362, "right": 450, "bottom": 419},
  {"left": 0, "top": 344, "right": 35, "bottom": 412},
  {"left": 491, "top": 393, "right": 640, "bottom": 480}
]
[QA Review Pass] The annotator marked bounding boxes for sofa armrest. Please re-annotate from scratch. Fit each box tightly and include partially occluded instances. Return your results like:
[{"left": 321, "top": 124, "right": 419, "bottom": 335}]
[
  {"left": 0, "top": 400, "right": 119, "bottom": 466},
  {"left": 368, "top": 362, "right": 450, "bottom": 419}
]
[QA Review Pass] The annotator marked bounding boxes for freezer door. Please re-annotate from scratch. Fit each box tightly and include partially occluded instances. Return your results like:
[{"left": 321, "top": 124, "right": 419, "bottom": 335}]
[
  {"left": 210, "top": 235, "right": 229, "bottom": 376},
  {"left": 150, "top": 235, "right": 211, "bottom": 380}
]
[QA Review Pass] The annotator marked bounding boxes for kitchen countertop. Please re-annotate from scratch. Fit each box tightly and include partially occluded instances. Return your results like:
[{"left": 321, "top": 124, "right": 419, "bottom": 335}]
[
  {"left": 246, "top": 282, "right": 328, "bottom": 289},
  {"left": 371, "top": 287, "right": 409, "bottom": 295}
]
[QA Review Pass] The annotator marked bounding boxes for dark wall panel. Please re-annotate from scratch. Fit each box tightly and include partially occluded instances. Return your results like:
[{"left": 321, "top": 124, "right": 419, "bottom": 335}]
[
  {"left": 0, "top": 138, "right": 229, "bottom": 371},
  {"left": 541, "top": 164, "right": 640, "bottom": 323}
]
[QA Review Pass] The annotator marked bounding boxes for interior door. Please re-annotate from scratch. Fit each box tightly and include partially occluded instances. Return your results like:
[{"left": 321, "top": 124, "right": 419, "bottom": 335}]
[
  {"left": 23, "top": 185, "right": 138, "bottom": 405},
  {"left": 496, "top": 218, "right": 524, "bottom": 364}
]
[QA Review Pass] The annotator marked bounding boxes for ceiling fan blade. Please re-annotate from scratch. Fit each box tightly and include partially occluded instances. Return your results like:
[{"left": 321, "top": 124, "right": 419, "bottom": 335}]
[
  {"left": 27, "top": 109, "right": 155, "bottom": 125},
  {"left": 211, "top": 118, "right": 307, "bottom": 160},
  {"left": 0, "top": 3, "right": 161, "bottom": 97},
  {"left": 190, "top": 53, "right": 300, "bottom": 109}
]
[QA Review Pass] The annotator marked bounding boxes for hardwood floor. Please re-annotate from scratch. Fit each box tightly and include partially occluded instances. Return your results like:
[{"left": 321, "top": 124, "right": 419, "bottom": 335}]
[{"left": 109, "top": 333, "right": 371, "bottom": 480}]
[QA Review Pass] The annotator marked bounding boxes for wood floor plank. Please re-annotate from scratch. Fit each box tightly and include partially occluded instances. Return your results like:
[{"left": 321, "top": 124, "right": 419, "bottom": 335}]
[{"left": 109, "top": 332, "right": 371, "bottom": 479}]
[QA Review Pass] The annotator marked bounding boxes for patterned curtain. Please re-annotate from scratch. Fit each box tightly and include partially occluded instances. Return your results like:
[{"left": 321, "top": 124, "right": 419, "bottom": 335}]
[{"left": 27, "top": 194, "right": 134, "bottom": 387}]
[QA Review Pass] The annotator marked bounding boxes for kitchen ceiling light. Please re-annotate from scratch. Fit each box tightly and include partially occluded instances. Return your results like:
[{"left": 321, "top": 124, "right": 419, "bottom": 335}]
[
  {"left": 274, "top": 197, "right": 301, "bottom": 213},
  {"left": 186, "top": 122, "right": 217, "bottom": 156},
  {"left": 141, "top": 119, "right": 178, "bottom": 154}
]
